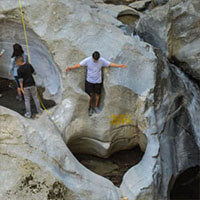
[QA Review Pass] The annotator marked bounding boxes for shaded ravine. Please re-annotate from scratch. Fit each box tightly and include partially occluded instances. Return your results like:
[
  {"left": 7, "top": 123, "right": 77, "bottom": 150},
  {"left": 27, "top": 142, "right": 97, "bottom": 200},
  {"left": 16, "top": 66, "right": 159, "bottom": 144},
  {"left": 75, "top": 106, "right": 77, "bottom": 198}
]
[
  {"left": 172, "top": 65, "right": 200, "bottom": 147},
  {"left": 153, "top": 50, "right": 200, "bottom": 200},
  {"left": 74, "top": 146, "right": 144, "bottom": 187},
  {"left": 170, "top": 166, "right": 200, "bottom": 200}
]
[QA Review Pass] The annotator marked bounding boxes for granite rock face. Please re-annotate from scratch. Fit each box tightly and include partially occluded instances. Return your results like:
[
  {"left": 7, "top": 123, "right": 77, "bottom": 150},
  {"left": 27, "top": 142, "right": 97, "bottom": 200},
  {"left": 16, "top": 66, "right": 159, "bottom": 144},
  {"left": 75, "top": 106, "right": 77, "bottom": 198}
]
[
  {"left": 61, "top": 42, "right": 156, "bottom": 158},
  {"left": 0, "top": 107, "right": 120, "bottom": 200},
  {"left": 152, "top": 50, "right": 200, "bottom": 200},
  {"left": 150, "top": 0, "right": 169, "bottom": 7},
  {"left": 137, "top": 0, "right": 200, "bottom": 81},
  {"left": 0, "top": 0, "right": 199, "bottom": 200},
  {"left": 0, "top": 21, "right": 61, "bottom": 102},
  {"left": 129, "top": 0, "right": 152, "bottom": 11}
]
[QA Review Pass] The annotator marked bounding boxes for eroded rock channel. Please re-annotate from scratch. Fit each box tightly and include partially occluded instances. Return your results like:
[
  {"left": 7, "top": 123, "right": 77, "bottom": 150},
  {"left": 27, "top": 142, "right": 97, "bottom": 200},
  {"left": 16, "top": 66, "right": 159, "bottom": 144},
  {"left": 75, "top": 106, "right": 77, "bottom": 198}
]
[
  {"left": 0, "top": 20, "right": 61, "bottom": 103},
  {"left": 0, "top": 0, "right": 200, "bottom": 200},
  {"left": 74, "top": 146, "right": 144, "bottom": 187}
]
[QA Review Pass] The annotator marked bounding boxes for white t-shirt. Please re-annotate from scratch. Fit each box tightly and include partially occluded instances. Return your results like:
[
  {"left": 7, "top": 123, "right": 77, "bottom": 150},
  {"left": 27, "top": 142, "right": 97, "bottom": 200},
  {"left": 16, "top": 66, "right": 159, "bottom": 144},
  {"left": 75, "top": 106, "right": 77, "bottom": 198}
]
[{"left": 80, "top": 56, "right": 110, "bottom": 83}]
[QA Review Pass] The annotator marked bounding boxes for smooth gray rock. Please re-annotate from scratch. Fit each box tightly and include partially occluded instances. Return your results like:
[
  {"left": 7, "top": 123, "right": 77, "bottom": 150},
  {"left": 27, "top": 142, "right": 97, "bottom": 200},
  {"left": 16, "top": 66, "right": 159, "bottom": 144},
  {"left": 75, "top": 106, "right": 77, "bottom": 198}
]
[
  {"left": 136, "top": 0, "right": 200, "bottom": 81},
  {"left": 151, "top": 0, "right": 169, "bottom": 7},
  {"left": 129, "top": 0, "right": 152, "bottom": 11},
  {"left": 62, "top": 41, "right": 156, "bottom": 158},
  {"left": 0, "top": 106, "right": 121, "bottom": 200},
  {"left": 0, "top": 0, "right": 199, "bottom": 200},
  {"left": 152, "top": 50, "right": 200, "bottom": 200},
  {"left": 0, "top": 21, "right": 61, "bottom": 102}
]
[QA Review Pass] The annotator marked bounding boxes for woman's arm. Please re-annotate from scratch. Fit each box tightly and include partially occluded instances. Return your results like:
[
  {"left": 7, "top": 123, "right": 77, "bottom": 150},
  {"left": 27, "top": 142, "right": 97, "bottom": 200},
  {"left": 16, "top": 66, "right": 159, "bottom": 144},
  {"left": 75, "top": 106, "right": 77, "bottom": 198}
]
[{"left": 9, "top": 57, "right": 15, "bottom": 76}]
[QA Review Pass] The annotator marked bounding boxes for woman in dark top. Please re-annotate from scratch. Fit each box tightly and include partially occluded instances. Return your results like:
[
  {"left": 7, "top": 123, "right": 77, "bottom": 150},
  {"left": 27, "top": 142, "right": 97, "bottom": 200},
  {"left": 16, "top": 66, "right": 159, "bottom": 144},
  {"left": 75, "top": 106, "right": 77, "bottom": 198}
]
[{"left": 9, "top": 43, "right": 28, "bottom": 101}]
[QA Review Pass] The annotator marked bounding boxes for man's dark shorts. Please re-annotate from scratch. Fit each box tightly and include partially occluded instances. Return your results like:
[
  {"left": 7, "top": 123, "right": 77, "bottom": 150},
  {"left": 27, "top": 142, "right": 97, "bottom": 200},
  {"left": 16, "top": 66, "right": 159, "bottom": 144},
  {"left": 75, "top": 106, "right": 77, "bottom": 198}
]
[
  {"left": 14, "top": 76, "right": 20, "bottom": 88},
  {"left": 85, "top": 80, "right": 102, "bottom": 95}
]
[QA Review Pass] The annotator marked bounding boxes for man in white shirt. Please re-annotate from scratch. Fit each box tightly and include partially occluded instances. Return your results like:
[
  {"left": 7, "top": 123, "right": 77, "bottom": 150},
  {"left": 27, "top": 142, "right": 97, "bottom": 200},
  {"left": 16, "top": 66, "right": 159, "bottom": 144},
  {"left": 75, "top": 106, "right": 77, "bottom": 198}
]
[{"left": 66, "top": 51, "right": 127, "bottom": 116}]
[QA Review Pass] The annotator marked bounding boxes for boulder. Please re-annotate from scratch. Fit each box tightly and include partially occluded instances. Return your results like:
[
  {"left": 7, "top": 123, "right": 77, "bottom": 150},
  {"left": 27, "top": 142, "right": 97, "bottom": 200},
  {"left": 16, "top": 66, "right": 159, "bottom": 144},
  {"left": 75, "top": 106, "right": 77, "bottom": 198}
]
[{"left": 129, "top": 0, "right": 152, "bottom": 11}]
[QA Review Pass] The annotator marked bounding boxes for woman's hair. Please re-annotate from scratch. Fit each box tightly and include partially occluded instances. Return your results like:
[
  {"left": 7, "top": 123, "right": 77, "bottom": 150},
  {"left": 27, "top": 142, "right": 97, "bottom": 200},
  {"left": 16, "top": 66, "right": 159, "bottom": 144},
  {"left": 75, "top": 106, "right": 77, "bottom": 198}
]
[{"left": 11, "top": 43, "right": 24, "bottom": 58}]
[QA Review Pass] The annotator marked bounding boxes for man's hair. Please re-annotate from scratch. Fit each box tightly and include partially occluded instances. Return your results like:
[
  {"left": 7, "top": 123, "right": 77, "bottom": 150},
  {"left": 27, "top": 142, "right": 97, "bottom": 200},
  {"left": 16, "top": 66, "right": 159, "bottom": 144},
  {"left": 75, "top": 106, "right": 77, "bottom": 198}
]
[
  {"left": 15, "top": 56, "right": 24, "bottom": 63},
  {"left": 92, "top": 51, "right": 100, "bottom": 60}
]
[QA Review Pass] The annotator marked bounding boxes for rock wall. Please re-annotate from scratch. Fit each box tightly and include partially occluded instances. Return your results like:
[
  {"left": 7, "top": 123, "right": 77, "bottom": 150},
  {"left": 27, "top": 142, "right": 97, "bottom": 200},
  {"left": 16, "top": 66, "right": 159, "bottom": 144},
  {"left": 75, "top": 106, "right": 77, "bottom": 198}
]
[
  {"left": 0, "top": 0, "right": 199, "bottom": 200},
  {"left": 0, "top": 21, "right": 61, "bottom": 102},
  {"left": 0, "top": 107, "right": 120, "bottom": 200},
  {"left": 136, "top": 0, "right": 200, "bottom": 81},
  {"left": 153, "top": 50, "right": 200, "bottom": 200}
]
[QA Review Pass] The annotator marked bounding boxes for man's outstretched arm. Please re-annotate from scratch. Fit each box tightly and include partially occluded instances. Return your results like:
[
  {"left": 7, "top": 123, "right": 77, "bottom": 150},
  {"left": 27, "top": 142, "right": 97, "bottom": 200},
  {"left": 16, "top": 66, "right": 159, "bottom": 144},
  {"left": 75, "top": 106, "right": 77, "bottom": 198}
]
[
  {"left": 109, "top": 62, "right": 127, "bottom": 68},
  {"left": 66, "top": 64, "right": 81, "bottom": 72}
]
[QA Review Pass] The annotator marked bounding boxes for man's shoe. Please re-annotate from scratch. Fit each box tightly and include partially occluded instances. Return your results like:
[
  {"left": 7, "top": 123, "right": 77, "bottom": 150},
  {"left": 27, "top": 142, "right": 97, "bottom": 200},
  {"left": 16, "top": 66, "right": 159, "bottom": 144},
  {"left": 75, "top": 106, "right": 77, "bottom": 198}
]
[
  {"left": 24, "top": 112, "right": 31, "bottom": 119},
  {"left": 94, "top": 106, "right": 101, "bottom": 113},
  {"left": 88, "top": 107, "right": 93, "bottom": 116}
]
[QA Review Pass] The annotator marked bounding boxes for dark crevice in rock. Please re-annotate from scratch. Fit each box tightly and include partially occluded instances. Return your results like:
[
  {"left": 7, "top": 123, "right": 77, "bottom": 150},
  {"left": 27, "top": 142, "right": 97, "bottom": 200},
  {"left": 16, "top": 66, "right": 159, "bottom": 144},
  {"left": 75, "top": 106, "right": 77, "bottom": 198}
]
[
  {"left": 149, "top": 0, "right": 169, "bottom": 10},
  {"left": 168, "top": 56, "right": 200, "bottom": 88},
  {"left": 117, "top": 14, "right": 140, "bottom": 26},
  {"left": 153, "top": 49, "right": 200, "bottom": 200},
  {"left": 0, "top": 78, "right": 56, "bottom": 116},
  {"left": 170, "top": 166, "right": 200, "bottom": 200},
  {"left": 117, "top": 9, "right": 140, "bottom": 36},
  {"left": 74, "top": 146, "right": 144, "bottom": 187},
  {"left": 137, "top": 31, "right": 199, "bottom": 89},
  {"left": 103, "top": 0, "right": 136, "bottom": 6},
  {"left": 136, "top": 30, "right": 167, "bottom": 56},
  {"left": 117, "top": 14, "right": 139, "bottom": 36}
]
